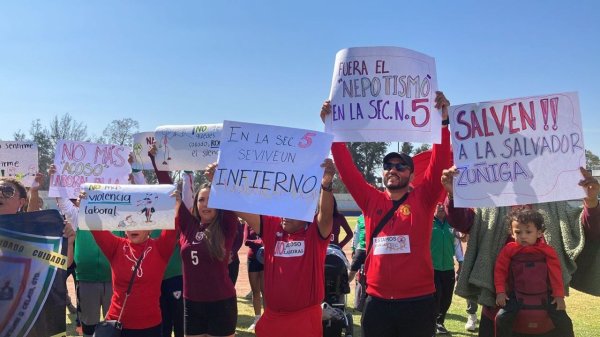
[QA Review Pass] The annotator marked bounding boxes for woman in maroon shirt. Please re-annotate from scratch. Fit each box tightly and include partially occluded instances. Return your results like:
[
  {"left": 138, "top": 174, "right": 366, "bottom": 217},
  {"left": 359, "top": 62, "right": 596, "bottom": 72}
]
[
  {"left": 330, "top": 197, "right": 353, "bottom": 249},
  {"left": 177, "top": 183, "right": 239, "bottom": 337}
]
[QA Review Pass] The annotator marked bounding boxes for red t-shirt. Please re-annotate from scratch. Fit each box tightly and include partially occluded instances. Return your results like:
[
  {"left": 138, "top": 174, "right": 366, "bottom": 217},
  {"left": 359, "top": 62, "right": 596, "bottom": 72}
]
[
  {"left": 92, "top": 230, "right": 177, "bottom": 329},
  {"left": 331, "top": 127, "right": 450, "bottom": 300},
  {"left": 494, "top": 240, "right": 565, "bottom": 297},
  {"left": 260, "top": 215, "right": 329, "bottom": 312},
  {"left": 177, "top": 205, "right": 237, "bottom": 301}
]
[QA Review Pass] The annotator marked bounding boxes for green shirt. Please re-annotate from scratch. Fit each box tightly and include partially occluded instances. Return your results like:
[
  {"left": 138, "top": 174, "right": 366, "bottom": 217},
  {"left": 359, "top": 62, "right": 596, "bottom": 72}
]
[
  {"left": 430, "top": 217, "right": 455, "bottom": 271},
  {"left": 150, "top": 230, "right": 182, "bottom": 279},
  {"left": 353, "top": 214, "right": 366, "bottom": 251},
  {"left": 74, "top": 230, "right": 118, "bottom": 282}
]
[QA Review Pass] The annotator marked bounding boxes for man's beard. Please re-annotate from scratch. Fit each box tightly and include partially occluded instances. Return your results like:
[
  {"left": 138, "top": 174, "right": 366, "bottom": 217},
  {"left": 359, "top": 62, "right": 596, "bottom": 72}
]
[{"left": 385, "top": 176, "right": 409, "bottom": 191}]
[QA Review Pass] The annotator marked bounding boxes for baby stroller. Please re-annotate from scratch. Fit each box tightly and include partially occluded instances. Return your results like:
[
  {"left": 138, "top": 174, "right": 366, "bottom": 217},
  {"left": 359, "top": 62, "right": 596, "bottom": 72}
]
[{"left": 322, "top": 244, "right": 354, "bottom": 337}]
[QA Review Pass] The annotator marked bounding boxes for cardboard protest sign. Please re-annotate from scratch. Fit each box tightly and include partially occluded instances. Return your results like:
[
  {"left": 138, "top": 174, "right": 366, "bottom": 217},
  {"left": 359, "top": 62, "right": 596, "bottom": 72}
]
[
  {"left": 132, "top": 132, "right": 155, "bottom": 171},
  {"left": 325, "top": 46, "right": 440, "bottom": 143},
  {"left": 78, "top": 183, "right": 176, "bottom": 230},
  {"left": 208, "top": 121, "right": 334, "bottom": 222},
  {"left": 0, "top": 141, "right": 39, "bottom": 187},
  {"left": 49, "top": 140, "right": 131, "bottom": 199},
  {"left": 0, "top": 210, "right": 68, "bottom": 337},
  {"left": 450, "top": 92, "right": 585, "bottom": 207},
  {"left": 155, "top": 124, "right": 222, "bottom": 171}
]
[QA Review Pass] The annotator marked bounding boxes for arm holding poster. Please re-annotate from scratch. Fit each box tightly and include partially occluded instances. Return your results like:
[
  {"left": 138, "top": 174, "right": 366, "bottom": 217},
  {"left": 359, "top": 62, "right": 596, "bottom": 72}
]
[
  {"left": 579, "top": 167, "right": 600, "bottom": 241},
  {"left": 27, "top": 171, "right": 45, "bottom": 212},
  {"left": 203, "top": 161, "right": 260, "bottom": 235},
  {"left": 322, "top": 100, "right": 380, "bottom": 211},
  {"left": 441, "top": 166, "right": 475, "bottom": 234},
  {"left": 317, "top": 158, "right": 335, "bottom": 238}
]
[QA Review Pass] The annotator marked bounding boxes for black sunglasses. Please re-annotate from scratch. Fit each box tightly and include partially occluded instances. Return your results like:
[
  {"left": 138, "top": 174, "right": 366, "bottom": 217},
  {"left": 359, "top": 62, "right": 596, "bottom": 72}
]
[
  {"left": 0, "top": 185, "right": 17, "bottom": 199},
  {"left": 383, "top": 162, "right": 410, "bottom": 172}
]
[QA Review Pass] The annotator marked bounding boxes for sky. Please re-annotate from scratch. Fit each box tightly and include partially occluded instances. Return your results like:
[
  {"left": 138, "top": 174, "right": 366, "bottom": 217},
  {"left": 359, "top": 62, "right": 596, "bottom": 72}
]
[{"left": 1, "top": 1, "right": 599, "bottom": 156}]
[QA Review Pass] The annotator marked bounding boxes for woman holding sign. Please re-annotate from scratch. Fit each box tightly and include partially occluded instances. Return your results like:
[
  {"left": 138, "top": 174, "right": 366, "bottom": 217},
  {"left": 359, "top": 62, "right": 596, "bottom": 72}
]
[
  {"left": 221, "top": 158, "right": 336, "bottom": 337},
  {"left": 89, "top": 200, "right": 179, "bottom": 337},
  {"left": 176, "top": 182, "right": 239, "bottom": 337},
  {"left": 441, "top": 166, "right": 600, "bottom": 337},
  {"left": 0, "top": 176, "right": 75, "bottom": 263},
  {"left": 149, "top": 148, "right": 239, "bottom": 337}
]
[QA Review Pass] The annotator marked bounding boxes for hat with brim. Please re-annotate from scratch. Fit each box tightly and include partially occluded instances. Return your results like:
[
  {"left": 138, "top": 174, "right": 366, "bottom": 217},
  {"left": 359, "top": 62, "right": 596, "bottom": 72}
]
[{"left": 383, "top": 152, "right": 414, "bottom": 172}]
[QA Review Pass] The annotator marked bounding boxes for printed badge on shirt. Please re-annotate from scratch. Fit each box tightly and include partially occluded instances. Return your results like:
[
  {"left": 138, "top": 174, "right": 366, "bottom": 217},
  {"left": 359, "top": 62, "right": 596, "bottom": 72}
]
[
  {"left": 274, "top": 240, "right": 305, "bottom": 257},
  {"left": 373, "top": 235, "right": 410, "bottom": 255}
]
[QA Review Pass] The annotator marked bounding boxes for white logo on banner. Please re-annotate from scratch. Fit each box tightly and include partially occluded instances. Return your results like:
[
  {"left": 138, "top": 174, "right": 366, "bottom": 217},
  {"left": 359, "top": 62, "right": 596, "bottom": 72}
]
[
  {"left": 274, "top": 241, "right": 305, "bottom": 257},
  {"left": 373, "top": 235, "right": 410, "bottom": 255}
]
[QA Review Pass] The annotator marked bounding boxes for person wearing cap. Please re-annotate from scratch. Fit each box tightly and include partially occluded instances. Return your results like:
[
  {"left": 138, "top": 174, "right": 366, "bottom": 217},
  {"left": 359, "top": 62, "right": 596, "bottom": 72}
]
[{"left": 320, "top": 91, "right": 451, "bottom": 337}]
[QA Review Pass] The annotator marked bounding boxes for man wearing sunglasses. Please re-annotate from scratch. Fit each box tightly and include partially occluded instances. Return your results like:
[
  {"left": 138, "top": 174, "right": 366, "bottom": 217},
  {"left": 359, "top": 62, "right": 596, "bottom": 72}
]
[{"left": 320, "top": 91, "right": 451, "bottom": 337}]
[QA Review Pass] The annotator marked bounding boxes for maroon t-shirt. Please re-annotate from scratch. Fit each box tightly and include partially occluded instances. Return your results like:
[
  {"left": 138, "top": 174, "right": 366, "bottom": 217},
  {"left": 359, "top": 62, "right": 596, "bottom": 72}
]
[{"left": 177, "top": 205, "right": 238, "bottom": 301}]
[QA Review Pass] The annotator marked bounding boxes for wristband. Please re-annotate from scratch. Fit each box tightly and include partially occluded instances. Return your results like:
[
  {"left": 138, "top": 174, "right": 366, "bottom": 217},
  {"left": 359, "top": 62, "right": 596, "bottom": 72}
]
[
  {"left": 442, "top": 119, "right": 450, "bottom": 126},
  {"left": 321, "top": 183, "right": 333, "bottom": 192},
  {"left": 132, "top": 169, "right": 142, "bottom": 173}
]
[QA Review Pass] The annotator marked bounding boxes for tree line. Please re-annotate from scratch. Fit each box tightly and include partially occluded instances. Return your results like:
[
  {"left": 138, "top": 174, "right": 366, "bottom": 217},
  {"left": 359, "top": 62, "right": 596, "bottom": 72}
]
[{"left": 5, "top": 113, "right": 600, "bottom": 192}]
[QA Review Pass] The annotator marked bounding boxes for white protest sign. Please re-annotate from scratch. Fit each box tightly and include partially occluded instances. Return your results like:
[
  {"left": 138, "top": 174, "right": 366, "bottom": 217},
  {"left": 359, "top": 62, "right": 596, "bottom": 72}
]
[
  {"left": 49, "top": 140, "right": 131, "bottom": 199},
  {"left": 154, "top": 124, "right": 222, "bottom": 171},
  {"left": 78, "top": 183, "right": 176, "bottom": 230},
  {"left": 0, "top": 141, "right": 39, "bottom": 187},
  {"left": 450, "top": 92, "right": 585, "bottom": 207},
  {"left": 326, "top": 46, "right": 440, "bottom": 143},
  {"left": 208, "top": 121, "right": 334, "bottom": 222},
  {"left": 132, "top": 132, "right": 156, "bottom": 170}
]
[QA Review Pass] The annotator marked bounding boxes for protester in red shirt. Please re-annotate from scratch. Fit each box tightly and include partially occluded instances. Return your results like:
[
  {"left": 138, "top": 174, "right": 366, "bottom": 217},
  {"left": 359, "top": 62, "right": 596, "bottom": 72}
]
[
  {"left": 223, "top": 158, "right": 336, "bottom": 337},
  {"left": 91, "top": 221, "right": 178, "bottom": 337},
  {"left": 494, "top": 208, "right": 574, "bottom": 337},
  {"left": 320, "top": 92, "right": 451, "bottom": 337}
]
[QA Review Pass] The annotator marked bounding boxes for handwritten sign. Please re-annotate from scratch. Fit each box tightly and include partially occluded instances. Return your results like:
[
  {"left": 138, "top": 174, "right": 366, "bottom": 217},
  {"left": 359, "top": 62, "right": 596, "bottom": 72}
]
[
  {"left": 132, "top": 132, "right": 155, "bottom": 170},
  {"left": 450, "top": 92, "right": 585, "bottom": 207},
  {"left": 154, "top": 124, "right": 222, "bottom": 171},
  {"left": 0, "top": 141, "right": 39, "bottom": 187},
  {"left": 208, "top": 121, "right": 334, "bottom": 222},
  {"left": 78, "top": 183, "right": 176, "bottom": 230},
  {"left": 325, "top": 46, "right": 440, "bottom": 143},
  {"left": 49, "top": 140, "right": 131, "bottom": 199}
]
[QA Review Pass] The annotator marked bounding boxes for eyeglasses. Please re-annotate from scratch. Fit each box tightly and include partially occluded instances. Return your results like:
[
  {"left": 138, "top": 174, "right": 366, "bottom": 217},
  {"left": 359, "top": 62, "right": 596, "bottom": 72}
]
[
  {"left": 0, "top": 185, "right": 16, "bottom": 199},
  {"left": 383, "top": 162, "right": 410, "bottom": 172}
]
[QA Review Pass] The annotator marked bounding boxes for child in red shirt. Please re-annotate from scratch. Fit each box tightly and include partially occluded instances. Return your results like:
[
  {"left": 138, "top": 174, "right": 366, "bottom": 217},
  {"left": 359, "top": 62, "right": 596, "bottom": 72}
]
[{"left": 494, "top": 208, "right": 574, "bottom": 337}]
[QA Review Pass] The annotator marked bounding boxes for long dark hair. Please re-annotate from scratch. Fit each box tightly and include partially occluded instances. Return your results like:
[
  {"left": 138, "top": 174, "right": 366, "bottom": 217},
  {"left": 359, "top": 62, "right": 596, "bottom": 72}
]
[{"left": 191, "top": 183, "right": 225, "bottom": 261}]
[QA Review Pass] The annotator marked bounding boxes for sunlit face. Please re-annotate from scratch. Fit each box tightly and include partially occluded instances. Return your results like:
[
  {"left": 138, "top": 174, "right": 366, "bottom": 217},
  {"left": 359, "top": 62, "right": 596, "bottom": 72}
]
[
  {"left": 383, "top": 158, "right": 413, "bottom": 191},
  {"left": 281, "top": 218, "right": 308, "bottom": 234},
  {"left": 0, "top": 182, "right": 26, "bottom": 215},
  {"left": 197, "top": 188, "right": 217, "bottom": 223},
  {"left": 511, "top": 221, "right": 543, "bottom": 246},
  {"left": 126, "top": 230, "right": 151, "bottom": 244}
]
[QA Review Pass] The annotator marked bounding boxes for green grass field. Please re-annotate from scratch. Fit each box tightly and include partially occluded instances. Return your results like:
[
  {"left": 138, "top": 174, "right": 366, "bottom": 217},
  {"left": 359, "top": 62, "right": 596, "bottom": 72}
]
[{"left": 65, "top": 216, "right": 600, "bottom": 336}]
